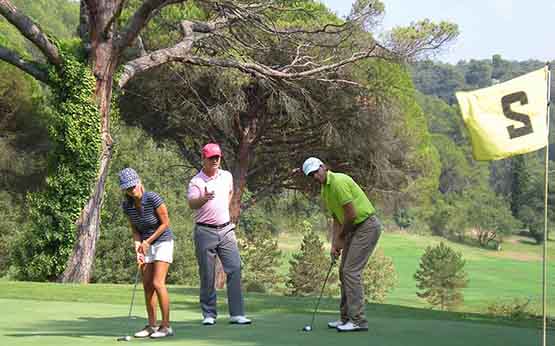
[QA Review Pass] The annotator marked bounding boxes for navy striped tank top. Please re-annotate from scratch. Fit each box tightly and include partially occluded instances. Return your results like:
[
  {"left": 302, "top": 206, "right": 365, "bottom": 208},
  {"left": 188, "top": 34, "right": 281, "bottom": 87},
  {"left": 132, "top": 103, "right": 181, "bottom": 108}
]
[{"left": 122, "top": 191, "right": 174, "bottom": 244}]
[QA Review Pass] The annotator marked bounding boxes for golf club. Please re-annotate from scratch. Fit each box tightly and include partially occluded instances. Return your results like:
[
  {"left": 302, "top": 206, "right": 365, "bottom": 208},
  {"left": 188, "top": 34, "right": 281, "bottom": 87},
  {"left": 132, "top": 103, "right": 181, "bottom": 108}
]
[
  {"left": 117, "top": 265, "right": 141, "bottom": 342},
  {"left": 302, "top": 256, "right": 337, "bottom": 332}
]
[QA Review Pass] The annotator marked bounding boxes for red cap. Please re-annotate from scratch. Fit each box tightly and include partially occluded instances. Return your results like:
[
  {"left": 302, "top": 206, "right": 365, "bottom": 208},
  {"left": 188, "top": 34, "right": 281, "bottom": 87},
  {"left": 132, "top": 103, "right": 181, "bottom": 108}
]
[{"left": 202, "top": 143, "right": 222, "bottom": 158}]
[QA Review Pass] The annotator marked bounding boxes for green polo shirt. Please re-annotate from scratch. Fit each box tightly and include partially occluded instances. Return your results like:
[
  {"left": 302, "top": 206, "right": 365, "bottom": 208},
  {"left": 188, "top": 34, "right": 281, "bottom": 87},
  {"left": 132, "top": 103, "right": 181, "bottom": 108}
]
[{"left": 321, "top": 171, "right": 375, "bottom": 225}]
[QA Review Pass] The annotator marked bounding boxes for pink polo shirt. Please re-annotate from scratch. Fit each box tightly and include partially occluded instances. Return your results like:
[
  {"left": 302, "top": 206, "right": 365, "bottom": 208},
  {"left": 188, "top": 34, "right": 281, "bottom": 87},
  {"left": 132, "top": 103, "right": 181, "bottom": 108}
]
[{"left": 187, "top": 169, "right": 233, "bottom": 225}]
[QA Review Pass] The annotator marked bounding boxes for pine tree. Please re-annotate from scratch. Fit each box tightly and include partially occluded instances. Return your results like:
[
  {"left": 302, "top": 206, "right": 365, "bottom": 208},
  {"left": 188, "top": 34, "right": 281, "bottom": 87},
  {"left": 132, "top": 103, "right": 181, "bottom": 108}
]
[
  {"left": 363, "top": 250, "right": 398, "bottom": 303},
  {"left": 238, "top": 228, "right": 282, "bottom": 293},
  {"left": 414, "top": 242, "right": 468, "bottom": 310},
  {"left": 286, "top": 221, "right": 337, "bottom": 296}
]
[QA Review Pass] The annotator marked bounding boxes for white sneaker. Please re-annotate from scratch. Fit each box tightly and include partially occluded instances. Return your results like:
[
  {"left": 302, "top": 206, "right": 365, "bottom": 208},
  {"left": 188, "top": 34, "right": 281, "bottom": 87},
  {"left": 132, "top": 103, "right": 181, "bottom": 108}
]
[
  {"left": 133, "top": 325, "right": 157, "bottom": 338},
  {"left": 336, "top": 321, "right": 368, "bottom": 332},
  {"left": 202, "top": 316, "right": 216, "bottom": 325},
  {"left": 327, "top": 320, "right": 346, "bottom": 328},
  {"left": 150, "top": 326, "right": 174, "bottom": 338},
  {"left": 229, "top": 315, "right": 252, "bottom": 325}
]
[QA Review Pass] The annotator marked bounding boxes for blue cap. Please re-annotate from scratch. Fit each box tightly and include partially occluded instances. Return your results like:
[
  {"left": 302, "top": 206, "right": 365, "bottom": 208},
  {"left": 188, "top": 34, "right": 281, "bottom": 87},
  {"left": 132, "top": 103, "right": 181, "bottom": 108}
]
[
  {"left": 302, "top": 157, "right": 323, "bottom": 176},
  {"left": 118, "top": 168, "right": 140, "bottom": 190}
]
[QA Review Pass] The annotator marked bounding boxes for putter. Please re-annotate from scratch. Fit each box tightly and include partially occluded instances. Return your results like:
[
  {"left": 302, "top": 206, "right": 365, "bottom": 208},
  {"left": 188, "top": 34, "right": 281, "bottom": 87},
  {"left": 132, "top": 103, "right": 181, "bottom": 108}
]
[
  {"left": 117, "top": 265, "right": 141, "bottom": 341},
  {"left": 303, "top": 256, "right": 337, "bottom": 332}
]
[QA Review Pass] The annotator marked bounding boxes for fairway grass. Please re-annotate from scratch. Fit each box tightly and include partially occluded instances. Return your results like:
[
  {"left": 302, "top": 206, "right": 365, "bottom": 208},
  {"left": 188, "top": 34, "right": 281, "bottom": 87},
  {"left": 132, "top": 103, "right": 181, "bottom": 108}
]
[{"left": 278, "top": 231, "right": 555, "bottom": 314}]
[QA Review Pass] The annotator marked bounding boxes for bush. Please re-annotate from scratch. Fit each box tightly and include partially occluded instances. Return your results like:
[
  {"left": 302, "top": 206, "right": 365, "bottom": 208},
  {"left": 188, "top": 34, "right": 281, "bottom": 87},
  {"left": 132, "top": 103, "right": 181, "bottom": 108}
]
[
  {"left": 286, "top": 220, "right": 337, "bottom": 296},
  {"left": 414, "top": 242, "right": 468, "bottom": 310},
  {"left": 239, "top": 205, "right": 280, "bottom": 235},
  {"left": 363, "top": 250, "right": 398, "bottom": 303},
  {"left": 487, "top": 298, "right": 531, "bottom": 320},
  {"left": 394, "top": 208, "right": 414, "bottom": 230},
  {"left": 0, "top": 191, "right": 30, "bottom": 278},
  {"left": 238, "top": 228, "right": 282, "bottom": 293}
]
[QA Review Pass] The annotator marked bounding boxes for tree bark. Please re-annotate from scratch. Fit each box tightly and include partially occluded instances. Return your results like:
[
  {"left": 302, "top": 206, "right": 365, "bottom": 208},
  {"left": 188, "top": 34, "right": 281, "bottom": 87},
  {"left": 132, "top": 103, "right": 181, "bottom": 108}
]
[{"left": 229, "top": 84, "right": 263, "bottom": 222}]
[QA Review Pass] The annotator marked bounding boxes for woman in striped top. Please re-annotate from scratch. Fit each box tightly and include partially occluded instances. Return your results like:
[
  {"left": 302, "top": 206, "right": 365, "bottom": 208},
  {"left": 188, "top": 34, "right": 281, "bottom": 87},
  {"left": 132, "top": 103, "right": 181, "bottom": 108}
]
[{"left": 119, "top": 168, "right": 175, "bottom": 339}]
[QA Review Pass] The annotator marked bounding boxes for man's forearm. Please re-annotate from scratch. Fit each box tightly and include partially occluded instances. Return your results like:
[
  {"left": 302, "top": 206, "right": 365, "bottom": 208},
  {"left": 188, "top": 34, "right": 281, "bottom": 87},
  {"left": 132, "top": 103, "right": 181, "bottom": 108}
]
[
  {"left": 188, "top": 197, "right": 206, "bottom": 209},
  {"left": 332, "top": 219, "right": 344, "bottom": 248},
  {"left": 342, "top": 219, "right": 356, "bottom": 236}
]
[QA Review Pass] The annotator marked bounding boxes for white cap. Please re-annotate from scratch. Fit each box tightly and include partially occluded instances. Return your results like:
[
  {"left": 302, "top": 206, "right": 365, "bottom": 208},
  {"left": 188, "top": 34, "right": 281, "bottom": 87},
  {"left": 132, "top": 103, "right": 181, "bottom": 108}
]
[{"left": 302, "top": 157, "right": 323, "bottom": 176}]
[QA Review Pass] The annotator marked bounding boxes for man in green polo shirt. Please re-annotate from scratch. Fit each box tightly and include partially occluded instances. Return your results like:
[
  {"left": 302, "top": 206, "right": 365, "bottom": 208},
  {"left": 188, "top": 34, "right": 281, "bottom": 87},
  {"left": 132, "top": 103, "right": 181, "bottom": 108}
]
[{"left": 302, "top": 157, "right": 382, "bottom": 332}]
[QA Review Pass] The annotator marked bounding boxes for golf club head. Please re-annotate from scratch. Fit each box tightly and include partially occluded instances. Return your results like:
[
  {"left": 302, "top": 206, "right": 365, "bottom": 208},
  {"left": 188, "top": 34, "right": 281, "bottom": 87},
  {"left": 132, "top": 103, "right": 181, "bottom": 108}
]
[
  {"left": 302, "top": 325, "right": 312, "bottom": 332},
  {"left": 117, "top": 335, "right": 132, "bottom": 341}
]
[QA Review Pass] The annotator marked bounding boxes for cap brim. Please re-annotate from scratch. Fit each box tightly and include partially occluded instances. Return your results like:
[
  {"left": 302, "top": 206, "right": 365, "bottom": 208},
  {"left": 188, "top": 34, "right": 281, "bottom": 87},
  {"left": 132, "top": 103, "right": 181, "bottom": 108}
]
[
  {"left": 120, "top": 179, "right": 139, "bottom": 190},
  {"left": 304, "top": 167, "right": 318, "bottom": 176}
]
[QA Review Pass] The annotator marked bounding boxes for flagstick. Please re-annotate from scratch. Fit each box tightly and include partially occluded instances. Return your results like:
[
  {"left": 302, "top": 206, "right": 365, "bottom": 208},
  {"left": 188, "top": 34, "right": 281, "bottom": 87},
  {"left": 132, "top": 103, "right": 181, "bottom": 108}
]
[{"left": 542, "top": 63, "right": 551, "bottom": 346}]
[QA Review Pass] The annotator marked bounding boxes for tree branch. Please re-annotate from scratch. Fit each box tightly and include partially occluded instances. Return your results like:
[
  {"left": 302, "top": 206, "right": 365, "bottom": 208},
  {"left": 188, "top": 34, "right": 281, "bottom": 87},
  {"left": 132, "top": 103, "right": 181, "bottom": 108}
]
[
  {"left": 0, "top": 0, "right": 61, "bottom": 66},
  {"left": 0, "top": 45, "right": 49, "bottom": 84},
  {"left": 102, "top": 0, "right": 128, "bottom": 38},
  {"left": 119, "top": 19, "right": 219, "bottom": 87},
  {"left": 114, "top": 0, "right": 186, "bottom": 51},
  {"left": 185, "top": 45, "right": 384, "bottom": 81}
]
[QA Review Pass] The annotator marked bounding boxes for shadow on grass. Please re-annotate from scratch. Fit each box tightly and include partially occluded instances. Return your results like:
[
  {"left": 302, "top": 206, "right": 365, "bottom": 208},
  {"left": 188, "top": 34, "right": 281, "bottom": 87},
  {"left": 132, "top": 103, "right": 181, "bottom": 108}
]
[
  {"left": 518, "top": 239, "right": 540, "bottom": 245},
  {"left": 171, "top": 288, "right": 545, "bottom": 330},
  {"left": 1, "top": 285, "right": 551, "bottom": 346},
  {"left": 3, "top": 308, "right": 548, "bottom": 346}
]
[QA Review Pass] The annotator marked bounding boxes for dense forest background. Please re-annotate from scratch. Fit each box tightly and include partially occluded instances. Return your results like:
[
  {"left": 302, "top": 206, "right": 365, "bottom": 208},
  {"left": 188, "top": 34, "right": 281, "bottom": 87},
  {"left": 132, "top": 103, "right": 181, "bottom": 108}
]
[{"left": 0, "top": 0, "right": 553, "bottom": 285}]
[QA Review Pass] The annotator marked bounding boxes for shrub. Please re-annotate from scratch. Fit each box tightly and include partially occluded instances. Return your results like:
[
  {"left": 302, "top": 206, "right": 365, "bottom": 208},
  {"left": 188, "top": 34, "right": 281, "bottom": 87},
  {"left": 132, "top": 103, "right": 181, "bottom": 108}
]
[
  {"left": 394, "top": 208, "right": 414, "bottom": 230},
  {"left": 238, "top": 228, "right": 282, "bottom": 293},
  {"left": 414, "top": 242, "right": 468, "bottom": 310},
  {"left": 487, "top": 298, "right": 531, "bottom": 320},
  {"left": 286, "top": 220, "right": 337, "bottom": 296},
  {"left": 363, "top": 250, "right": 398, "bottom": 303}
]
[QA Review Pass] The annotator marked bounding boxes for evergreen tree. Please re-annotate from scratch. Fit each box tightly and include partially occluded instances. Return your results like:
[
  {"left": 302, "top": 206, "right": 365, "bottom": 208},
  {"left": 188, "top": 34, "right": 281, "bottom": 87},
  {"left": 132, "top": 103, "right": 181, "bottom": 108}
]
[
  {"left": 237, "top": 222, "right": 282, "bottom": 293},
  {"left": 363, "top": 250, "right": 398, "bottom": 303},
  {"left": 286, "top": 221, "right": 337, "bottom": 296},
  {"left": 414, "top": 242, "right": 468, "bottom": 310}
]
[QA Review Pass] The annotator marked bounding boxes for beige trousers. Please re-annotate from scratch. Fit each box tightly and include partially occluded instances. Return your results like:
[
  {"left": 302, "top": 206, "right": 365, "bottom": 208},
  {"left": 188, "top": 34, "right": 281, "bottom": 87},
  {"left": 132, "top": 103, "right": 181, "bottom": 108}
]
[{"left": 339, "top": 215, "right": 382, "bottom": 326}]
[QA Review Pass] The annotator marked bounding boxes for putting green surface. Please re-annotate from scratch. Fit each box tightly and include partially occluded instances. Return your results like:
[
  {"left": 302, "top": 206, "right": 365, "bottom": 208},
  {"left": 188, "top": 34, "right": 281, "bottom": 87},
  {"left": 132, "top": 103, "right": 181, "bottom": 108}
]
[
  {"left": 3, "top": 231, "right": 554, "bottom": 345},
  {"left": 0, "top": 295, "right": 548, "bottom": 346}
]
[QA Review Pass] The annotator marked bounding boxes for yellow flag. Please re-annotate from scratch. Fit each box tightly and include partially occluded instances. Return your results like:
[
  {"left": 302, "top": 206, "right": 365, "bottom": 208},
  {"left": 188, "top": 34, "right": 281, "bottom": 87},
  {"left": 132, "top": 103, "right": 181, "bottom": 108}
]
[{"left": 456, "top": 66, "right": 549, "bottom": 161}]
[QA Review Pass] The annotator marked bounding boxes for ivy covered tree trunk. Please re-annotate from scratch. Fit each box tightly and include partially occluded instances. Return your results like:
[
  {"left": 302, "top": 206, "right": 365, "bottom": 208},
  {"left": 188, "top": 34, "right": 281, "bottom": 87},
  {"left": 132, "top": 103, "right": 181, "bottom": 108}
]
[
  {"left": 59, "top": 62, "right": 117, "bottom": 282},
  {"left": 59, "top": 147, "right": 112, "bottom": 283},
  {"left": 59, "top": 2, "right": 119, "bottom": 282}
]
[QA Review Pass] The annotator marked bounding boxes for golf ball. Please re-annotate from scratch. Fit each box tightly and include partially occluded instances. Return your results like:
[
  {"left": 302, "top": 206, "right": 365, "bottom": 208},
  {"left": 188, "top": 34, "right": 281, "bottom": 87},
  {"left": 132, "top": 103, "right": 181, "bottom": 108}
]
[{"left": 303, "top": 325, "right": 312, "bottom": 331}]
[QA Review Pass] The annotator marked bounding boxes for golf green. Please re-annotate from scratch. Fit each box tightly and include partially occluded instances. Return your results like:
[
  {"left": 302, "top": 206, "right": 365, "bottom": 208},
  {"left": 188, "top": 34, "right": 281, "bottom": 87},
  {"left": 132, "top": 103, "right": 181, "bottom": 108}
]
[{"left": 0, "top": 294, "right": 548, "bottom": 346}]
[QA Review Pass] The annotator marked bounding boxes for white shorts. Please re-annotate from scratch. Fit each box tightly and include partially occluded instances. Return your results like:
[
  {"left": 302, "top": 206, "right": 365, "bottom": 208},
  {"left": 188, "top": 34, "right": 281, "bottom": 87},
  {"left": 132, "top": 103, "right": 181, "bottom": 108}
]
[{"left": 144, "top": 240, "right": 174, "bottom": 264}]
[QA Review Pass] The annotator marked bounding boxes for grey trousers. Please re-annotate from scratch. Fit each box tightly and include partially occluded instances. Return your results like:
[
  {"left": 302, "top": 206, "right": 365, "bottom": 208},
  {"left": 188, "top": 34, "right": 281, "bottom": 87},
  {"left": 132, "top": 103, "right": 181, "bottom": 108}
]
[
  {"left": 193, "top": 225, "right": 244, "bottom": 318},
  {"left": 339, "top": 215, "right": 382, "bottom": 326}
]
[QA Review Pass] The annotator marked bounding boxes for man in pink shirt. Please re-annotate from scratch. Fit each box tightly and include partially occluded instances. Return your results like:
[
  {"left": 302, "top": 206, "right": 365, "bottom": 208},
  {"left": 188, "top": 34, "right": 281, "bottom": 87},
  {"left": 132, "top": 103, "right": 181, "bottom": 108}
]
[{"left": 187, "top": 143, "right": 251, "bottom": 326}]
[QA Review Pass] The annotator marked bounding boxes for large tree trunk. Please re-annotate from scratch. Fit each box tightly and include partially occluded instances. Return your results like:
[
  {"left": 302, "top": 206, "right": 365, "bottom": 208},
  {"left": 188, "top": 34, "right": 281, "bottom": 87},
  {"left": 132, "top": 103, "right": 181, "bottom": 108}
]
[
  {"left": 218, "top": 86, "right": 261, "bottom": 288},
  {"left": 229, "top": 83, "right": 262, "bottom": 222},
  {"left": 215, "top": 138, "right": 251, "bottom": 289},
  {"left": 59, "top": 1, "right": 118, "bottom": 283},
  {"left": 59, "top": 146, "right": 112, "bottom": 282},
  {"left": 230, "top": 140, "right": 251, "bottom": 223}
]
